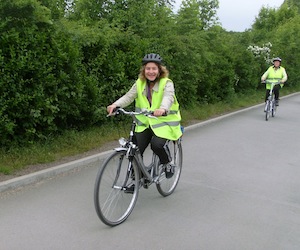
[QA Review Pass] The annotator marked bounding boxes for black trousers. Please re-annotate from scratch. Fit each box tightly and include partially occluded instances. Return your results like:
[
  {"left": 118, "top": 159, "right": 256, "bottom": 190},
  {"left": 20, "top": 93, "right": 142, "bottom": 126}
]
[
  {"left": 134, "top": 128, "right": 171, "bottom": 164},
  {"left": 265, "top": 85, "right": 281, "bottom": 101}
]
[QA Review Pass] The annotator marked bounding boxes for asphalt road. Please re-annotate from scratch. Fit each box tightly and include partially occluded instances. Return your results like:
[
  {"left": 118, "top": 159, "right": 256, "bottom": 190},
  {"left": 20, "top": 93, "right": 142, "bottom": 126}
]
[{"left": 1, "top": 94, "right": 300, "bottom": 250}]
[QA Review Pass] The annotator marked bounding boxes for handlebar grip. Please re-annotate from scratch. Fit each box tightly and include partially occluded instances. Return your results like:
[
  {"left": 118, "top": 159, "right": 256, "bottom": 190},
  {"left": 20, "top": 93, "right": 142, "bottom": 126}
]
[
  {"left": 113, "top": 106, "right": 120, "bottom": 112},
  {"left": 149, "top": 111, "right": 167, "bottom": 116}
]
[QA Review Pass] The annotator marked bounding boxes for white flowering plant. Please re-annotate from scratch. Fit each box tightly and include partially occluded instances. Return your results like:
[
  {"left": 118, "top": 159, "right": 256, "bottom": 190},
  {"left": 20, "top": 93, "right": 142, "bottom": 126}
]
[{"left": 247, "top": 42, "right": 272, "bottom": 64}]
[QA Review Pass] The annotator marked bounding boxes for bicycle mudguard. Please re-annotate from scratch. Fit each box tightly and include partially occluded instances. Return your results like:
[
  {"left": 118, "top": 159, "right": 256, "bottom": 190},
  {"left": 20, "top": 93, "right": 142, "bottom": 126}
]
[{"left": 114, "top": 147, "right": 128, "bottom": 152}]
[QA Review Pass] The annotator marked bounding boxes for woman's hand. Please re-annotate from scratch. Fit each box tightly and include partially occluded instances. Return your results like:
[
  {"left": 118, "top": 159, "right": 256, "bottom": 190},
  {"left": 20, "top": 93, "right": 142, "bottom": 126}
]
[
  {"left": 107, "top": 104, "right": 117, "bottom": 115},
  {"left": 153, "top": 108, "right": 167, "bottom": 117}
]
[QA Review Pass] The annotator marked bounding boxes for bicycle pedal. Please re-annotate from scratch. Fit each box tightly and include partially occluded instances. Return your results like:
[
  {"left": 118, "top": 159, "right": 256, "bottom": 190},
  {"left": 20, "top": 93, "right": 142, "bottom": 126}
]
[
  {"left": 124, "top": 185, "right": 135, "bottom": 194},
  {"left": 153, "top": 176, "right": 160, "bottom": 183},
  {"left": 143, "top": 179, "right": 151, "bottom": 189}
]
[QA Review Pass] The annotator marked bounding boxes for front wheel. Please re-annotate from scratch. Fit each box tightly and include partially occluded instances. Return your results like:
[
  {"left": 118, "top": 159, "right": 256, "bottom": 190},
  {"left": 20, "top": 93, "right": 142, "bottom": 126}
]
[
  {"left": 94, "top": 151, "right": 139, "bottom": 226},
  {"left": 156, "top": 140, "right": 183, "bottom": 197},
  {"left": 272, "top": 101, "right": 277, "bottom": 117},
  {"left": 265, "top": 101, "right": 270, "bottom": 121}
]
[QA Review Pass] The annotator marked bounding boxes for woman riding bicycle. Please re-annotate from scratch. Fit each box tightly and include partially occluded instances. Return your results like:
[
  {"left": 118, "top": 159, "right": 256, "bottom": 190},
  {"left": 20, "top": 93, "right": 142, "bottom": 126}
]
[
  {"left": 261, "top": 57, "right": 288, "bottom": 106},
  {"left": 107, "top": 53, "right": 182, "bottom": 179}
]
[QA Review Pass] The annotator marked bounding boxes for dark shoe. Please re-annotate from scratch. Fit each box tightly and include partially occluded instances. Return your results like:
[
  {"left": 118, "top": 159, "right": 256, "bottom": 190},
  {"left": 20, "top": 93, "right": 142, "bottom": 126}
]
[
  {"left": 164, "top": 163, "right": 175, "bottom": 179},
  {"left": 124, "top": 184, "right": 135, "bottom": 194},
  {"left": 275, "top": 100, "right": 279, "bottom": 106}
]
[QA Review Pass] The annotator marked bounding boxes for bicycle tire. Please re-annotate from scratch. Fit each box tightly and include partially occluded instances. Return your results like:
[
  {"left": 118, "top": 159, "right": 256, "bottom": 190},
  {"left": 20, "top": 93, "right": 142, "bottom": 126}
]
[
  {"left": 156, "top": 140, "right": 183, "bottom": 197},
  {"left": 272, "top": 101, "right": 276, "bottom": 117},
  {"left": 265, "top": 101, "right": 270, "bottom": 121},
  {"left": 94, "top": 151, "right": 139, "bottom": 226}
]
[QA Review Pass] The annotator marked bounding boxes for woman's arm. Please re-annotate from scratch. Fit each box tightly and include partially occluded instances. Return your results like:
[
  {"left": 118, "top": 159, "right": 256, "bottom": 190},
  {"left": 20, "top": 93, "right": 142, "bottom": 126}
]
[
  {"left": 159, "top": 80, "right": 175, "bottom": 112},
  {"left": 107, "top": 83, "right": 137, "bottom": 114}
]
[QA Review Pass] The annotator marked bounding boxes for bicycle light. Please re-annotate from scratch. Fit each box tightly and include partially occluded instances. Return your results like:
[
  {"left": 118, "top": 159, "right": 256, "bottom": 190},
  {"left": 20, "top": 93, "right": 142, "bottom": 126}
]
[{"left": 118, "top": 137, "right": 127, "bottom": 147}]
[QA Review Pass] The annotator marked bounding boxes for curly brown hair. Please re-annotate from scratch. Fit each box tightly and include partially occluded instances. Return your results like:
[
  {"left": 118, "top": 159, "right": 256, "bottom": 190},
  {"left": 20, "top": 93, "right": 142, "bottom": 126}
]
[{"left": 138, "top": 63, "right": 169, "bottom": 81}]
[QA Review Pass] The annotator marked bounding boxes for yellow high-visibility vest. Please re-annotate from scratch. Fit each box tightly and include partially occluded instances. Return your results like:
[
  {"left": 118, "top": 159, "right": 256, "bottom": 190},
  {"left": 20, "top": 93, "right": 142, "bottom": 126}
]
[
  {"left": 134, "top": 78, "right": 182, "bottom": 141},
  {"left": 265, "top": 66, "right": 285, "bottom": 89}
]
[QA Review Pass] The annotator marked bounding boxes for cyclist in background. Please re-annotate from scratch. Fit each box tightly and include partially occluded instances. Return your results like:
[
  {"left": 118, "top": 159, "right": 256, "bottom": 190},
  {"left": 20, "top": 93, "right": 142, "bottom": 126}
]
[
  {"left": 261, "top": 57, "right": 288, "bottom": 106},
  {"left": 107, "top": 53, "right": 182, "bottom": 178}
]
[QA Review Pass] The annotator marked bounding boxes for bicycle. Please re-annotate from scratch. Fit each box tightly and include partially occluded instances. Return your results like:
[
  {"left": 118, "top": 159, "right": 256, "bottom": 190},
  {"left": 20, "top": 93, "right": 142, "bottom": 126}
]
[
  {"left": 263, "top": 80, "right": 281, "bottom": 121},
  {"left": 94, "top": 108, "right": 183, "bottom": 226}
]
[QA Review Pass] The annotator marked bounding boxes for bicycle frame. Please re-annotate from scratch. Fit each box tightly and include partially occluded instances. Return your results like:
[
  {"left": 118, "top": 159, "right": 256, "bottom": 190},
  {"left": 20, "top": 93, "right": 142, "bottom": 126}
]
[
  {"left": 264, "top": 80, "right": 280, "bottom": 121},
  {"left": 113, "top": 109, "right": 162, "bottom": 186}
]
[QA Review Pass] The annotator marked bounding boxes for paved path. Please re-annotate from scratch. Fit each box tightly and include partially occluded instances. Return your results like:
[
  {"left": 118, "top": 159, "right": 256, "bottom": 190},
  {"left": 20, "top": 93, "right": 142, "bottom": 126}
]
[{"left": 1, "top": 94, "right": 300, "bottom": 250}]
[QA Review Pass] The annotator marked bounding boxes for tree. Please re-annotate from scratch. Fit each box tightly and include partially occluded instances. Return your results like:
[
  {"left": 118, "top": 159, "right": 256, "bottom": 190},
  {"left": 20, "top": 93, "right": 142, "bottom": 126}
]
[
  {"left": 284, "top": 0, "right": 300, "bottom": 13},
  {"left": 252, "top": 3, "right": 297, "bottom": 42},
  {"left": 273, "top": 15, "right": 300, "bottom": 86},
  {"left": 177, "top": 0, "right": 219, "bottom": 31},
  {"left": 38, "top": 0, "right": 69, "bottom": 19}
]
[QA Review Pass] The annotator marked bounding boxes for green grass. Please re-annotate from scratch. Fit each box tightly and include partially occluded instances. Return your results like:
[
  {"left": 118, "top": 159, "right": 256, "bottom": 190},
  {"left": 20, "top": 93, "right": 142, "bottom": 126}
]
[
  {"left": 180, "top": 90, "right": 264, "bottom": 124},
  {"left": 0, "top": 88, "right": 298, "bottom": 175},
  {"left": 0, "top": 124, "right": 123, "bottom": 175}
]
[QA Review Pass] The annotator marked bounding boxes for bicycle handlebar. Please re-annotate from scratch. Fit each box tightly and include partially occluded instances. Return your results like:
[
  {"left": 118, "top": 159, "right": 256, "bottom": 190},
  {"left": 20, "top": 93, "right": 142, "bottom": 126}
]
[
  {"left": 108, "top": 107, "right": 158, "bottom": 119},
  {"left": 262, "top": 80, "right": 282, "bottom": 85}
]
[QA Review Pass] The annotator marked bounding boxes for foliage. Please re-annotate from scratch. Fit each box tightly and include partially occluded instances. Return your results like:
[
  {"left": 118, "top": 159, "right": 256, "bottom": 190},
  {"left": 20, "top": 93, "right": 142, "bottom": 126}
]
[
  {"left": 177, "top": 0, "right": 219, "bottom": 31},
  {"left": 0, "top": 0, "right": 101, "bottom": 146},
  {"left": 0, "top": 0, "right": 300, "bottom": 149},
  {"left": 273, "top": 15, "right": 300, "bottom": 85}
]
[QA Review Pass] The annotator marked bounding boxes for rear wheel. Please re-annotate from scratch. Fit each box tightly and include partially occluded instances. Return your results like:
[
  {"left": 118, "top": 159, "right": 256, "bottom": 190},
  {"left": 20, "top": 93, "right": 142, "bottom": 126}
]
[
  {"left": 94, "top": 151, "right": 139, "bottom": 226},
  {"left": 156, "top": 140, "right": 183, "bottom": 197}
]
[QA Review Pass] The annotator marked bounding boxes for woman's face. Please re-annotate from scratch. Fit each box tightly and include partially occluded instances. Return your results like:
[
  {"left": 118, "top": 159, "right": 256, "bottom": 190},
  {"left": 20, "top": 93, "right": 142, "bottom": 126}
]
[
  {"left": 274, "top": 61, "right": 281, "bottom": 67},
  {"left": 144, "top": 62, "right": 159, "bottom": 81}
]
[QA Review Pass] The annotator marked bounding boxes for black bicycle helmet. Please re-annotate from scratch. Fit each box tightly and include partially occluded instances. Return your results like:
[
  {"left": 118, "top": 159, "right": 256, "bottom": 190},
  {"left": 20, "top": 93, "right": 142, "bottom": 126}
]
[
  {"left": 142, "top": 53, "right": 162, "bottom": 65},
  {"left": 272, "top": 57, "right": 282, "bottom": 63}
]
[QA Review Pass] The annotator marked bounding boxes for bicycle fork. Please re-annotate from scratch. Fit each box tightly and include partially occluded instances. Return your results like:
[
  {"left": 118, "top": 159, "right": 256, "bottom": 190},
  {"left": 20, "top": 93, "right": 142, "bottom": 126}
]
[
  {"left": 111, "top": 154, "right": 132, "bottom": 192},
  {"left": 265, "top": 99, "right": 271, "bottom": 112}
]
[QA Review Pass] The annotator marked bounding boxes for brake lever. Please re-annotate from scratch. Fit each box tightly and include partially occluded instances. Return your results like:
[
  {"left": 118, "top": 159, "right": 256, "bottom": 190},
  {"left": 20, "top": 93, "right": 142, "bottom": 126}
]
[
  {"left": 146, "top": 112, "right": 158, "bottom": 119},
  {"left": 146, "top": 110, "right": 167, "bottom": 119}
]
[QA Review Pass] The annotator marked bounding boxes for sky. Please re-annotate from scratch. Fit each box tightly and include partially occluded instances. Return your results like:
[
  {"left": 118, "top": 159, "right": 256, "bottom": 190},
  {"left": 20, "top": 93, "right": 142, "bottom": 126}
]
[{"left": 174, "top": 0, "right": 284, "bottom": 32}]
